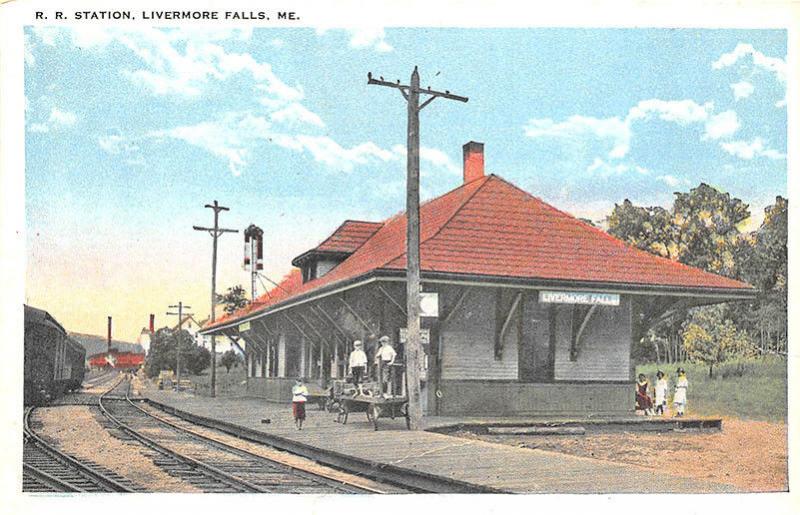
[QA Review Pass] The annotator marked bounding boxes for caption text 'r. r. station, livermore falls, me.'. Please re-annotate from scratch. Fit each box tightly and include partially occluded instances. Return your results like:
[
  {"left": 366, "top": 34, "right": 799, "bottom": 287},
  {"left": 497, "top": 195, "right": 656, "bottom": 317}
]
[{"left": 35, "top": 11, "right": 299, "bottom": 21}]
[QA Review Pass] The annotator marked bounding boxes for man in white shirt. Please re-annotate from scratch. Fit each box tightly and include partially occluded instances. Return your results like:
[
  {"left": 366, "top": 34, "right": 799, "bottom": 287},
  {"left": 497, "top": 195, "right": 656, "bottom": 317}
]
[
  {"left": 348, "top": 340, "right": 368, "bottom": 395},
  {"left": 374, "top": 335, "right": 397, "bottom": 397}
]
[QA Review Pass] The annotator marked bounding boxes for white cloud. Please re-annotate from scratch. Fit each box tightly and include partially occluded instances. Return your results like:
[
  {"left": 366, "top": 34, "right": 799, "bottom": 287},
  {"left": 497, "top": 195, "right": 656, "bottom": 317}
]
[
  {"left": 731, "top": 81, "right": 754, "bottom": 100},
  {"left": 704, "top": 110, "right": 740, "bottom": 140},
  {"left": 586, "top": 158, "right": 650, "bottom": 177},
  {"left": 524, "top": 99, "right": 721, "bottom": 159},
  {"left": 48, "top": 107, "right": 77, "bottom": 127},
  {"left": 98, "top": 132, "right": 140, "bottom": 155},
  {"left": 32, "top": 27, "right": 304, "bottom": 107},
  {"left": 656, "top": 175, "right": 689, "bottom": 188},
  {"left": 347, "top": 28, "right": 393, "bottom": 52},
  {"left": 720, "top": 138, "right": 785, "bottom": 160},
  {"left": 627, "top": 99, "right": 713, "bottom": 125},
  {"left": 28, "top": 106, "right": 77, "bottom": 133},
  {"left": 391, "top": 144, "right": 461, "bottom": 175},
  {"left": 28, "top": 123, "right": 49, "bottom": 133},
  {"left": 269, "top": 103, "right": 325, "bottom": 128},
  {"left": 712, "top": 42, "right": 787, "bottom": 83},
  {"left": 525, "top": 115, "right": 631, "bottom": 159},
  {"left": 316, "top": 28, "right": 393, "bottom": 53}
]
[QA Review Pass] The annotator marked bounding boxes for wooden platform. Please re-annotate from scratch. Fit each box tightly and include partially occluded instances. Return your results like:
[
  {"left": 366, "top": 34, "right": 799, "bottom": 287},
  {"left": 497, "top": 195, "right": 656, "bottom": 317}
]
[{"left": 142, "top": 387, "right": 736, "bottom": 493}]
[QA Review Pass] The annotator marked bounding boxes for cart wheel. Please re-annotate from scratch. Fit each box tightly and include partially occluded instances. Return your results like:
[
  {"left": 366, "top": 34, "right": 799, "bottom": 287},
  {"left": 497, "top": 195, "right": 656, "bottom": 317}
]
[{"left": 326, "top": 400, "right": 340, "bottom": 413}]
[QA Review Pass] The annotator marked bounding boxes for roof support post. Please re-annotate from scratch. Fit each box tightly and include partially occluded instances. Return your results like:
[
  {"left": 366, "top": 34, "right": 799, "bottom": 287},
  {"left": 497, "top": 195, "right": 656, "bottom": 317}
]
[
  {"left": 224, "top": 331, "right": 246, "bottom": 355},
  {"left": 442, "top": 287, "right": 470, "bottom": 326},
  {"left": 297, "top": 311, "right": 331, "bottom": 351},
  {"left": 337, "top": 296, "right": 374, "bottom": 333},
  {"left": 310, "top": 305, "right": 348, "bottom": 341},
  {"left": 497, "top": 291, "right": 523, "bottom": 359},
  {"left": 570, "top": 304, "right": 597, "bottom": 361},
  {"left": 377, "top": 284, "right": 407, "bottom": 316},
  {"left": 283, "top": 313, "right": 316, "bottom": 350}
]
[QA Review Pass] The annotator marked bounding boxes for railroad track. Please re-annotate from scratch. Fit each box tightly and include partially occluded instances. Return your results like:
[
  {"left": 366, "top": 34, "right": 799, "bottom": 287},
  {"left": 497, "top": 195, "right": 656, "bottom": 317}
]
[
  {"left": 23, "top": 406, "right": 135, "bottom": 493},
  {"left": 99, "top": 377, "right": 387, "bottom": 493}
]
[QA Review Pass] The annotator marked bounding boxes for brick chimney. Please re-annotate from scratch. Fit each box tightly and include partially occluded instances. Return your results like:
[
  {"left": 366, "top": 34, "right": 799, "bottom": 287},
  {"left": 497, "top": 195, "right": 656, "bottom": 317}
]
[
  {"left": 149, "top": 314, "right": 155, "bottom": 334},
  {"left": 463, "top": 141, "right": 484, "bottom": 184}
]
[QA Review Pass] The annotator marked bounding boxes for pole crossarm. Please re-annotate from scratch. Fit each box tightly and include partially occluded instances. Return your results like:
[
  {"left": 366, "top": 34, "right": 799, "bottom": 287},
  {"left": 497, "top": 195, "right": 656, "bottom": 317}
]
[{"left": 368, "top": 72, "right": 468, "bottom": 103}]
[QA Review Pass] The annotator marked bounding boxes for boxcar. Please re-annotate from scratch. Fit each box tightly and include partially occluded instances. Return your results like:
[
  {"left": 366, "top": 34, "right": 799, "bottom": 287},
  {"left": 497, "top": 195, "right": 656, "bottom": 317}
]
[{"left": 24, "top": 305, "right": 86, "bottom": 405}]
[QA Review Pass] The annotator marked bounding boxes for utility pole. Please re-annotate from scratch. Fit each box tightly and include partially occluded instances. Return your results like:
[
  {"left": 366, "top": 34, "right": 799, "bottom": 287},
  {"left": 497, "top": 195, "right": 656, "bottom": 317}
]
[
  {"left": 194, "top": 201, "right": 238, "bottom": 398},
  {"left": 367, "top": 67, "right": 468, "bottom": 429},
  {"left": 166, "top": 302, "right": 192, "bottom": 390}
]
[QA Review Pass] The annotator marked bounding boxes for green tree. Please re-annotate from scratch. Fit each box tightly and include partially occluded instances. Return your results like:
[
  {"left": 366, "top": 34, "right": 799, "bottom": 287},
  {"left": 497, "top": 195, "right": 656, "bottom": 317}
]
[
  {"left": 220, "top": 349, "right": 241, "bottom": 373},
  {"left": 682, "top": 306, "right": 754, "bottom": 378},
  {"left": 730, "top": 196, "right": 788, "bottom": 354},
  {"left": 144, "top": 327, "right": 211, "bottom": 378},
  {"left": 219, "top": 285, "right": 249, "bottom": 315},
  {"left": 608, "top": 184, "right": 752, "bottom": 364}
]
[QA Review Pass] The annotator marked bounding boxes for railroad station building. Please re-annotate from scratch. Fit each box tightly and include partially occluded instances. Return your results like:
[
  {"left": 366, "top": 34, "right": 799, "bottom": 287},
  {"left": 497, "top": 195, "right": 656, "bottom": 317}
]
[{"left": 201, "top": 142, "right": 754, "bottom": 417}]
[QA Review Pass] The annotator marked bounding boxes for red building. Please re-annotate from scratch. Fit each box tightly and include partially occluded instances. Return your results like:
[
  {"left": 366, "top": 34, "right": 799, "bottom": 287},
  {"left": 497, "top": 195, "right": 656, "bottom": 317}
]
[{"left": 88, "top": 349, "right": 145, "bottom": 370}]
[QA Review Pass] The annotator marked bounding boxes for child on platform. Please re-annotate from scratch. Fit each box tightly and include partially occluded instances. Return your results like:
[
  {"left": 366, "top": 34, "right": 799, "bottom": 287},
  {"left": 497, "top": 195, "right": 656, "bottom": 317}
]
[
  {"left": 654, "top": 370, "right": 668, "bottom": 416},
  {"left": 291, "top": 377, "right": 308, "bottom": 430},
  {"left": 673, "top": 368, "right": 689, "bottom": 417}
]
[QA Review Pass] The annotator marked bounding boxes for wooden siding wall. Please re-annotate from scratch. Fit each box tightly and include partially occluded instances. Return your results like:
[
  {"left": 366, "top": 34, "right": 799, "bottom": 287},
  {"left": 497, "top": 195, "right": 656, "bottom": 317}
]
[
  {"left": 441, "top": 287, "right": 519, "bottom": 380},
  {"left": 440, "top": 288, "right": 632, "bottom": 383},
  {"left": 553, "top": 297, "right": 631, "bottom": 381},
  {"left": 438, "top": 380, "right": 633, "bottom": 416}
]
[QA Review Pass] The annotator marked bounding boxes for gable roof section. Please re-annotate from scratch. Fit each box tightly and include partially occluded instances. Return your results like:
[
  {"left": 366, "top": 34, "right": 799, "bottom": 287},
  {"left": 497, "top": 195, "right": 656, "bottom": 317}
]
[
  {"left": 315, "top": 220, "right": 384, "bottom": 253},
  {"left": 204, "top": 174, "right": 752, "bottom": 332}
]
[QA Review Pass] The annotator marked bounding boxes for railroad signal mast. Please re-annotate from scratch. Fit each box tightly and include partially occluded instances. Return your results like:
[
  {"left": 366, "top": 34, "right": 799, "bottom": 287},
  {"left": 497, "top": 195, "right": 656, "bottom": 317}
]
[
  {"left": 367, "top": 67, "right": 468, "bottom": 429},
  {"left": 243, "top": 224, "right": 264, "bottom": 301},
  {"left": 193, "top": 200, "right": 238, "bottom": 398},
  {"left": 166, "top": 302, "right": 192, "bottom": 389}
]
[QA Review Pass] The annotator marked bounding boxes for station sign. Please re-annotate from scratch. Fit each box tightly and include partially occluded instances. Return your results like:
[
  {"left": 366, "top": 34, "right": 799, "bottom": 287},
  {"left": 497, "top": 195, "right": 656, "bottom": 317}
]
[
  {"left": 238, "top": 321, "right": 251, "bottom": 332},
  {"left": 539, "top": 290, "right": 620, "bottom": 306},
  {"left": 398, "top": 328, "right": 431, "bottom": 345}
]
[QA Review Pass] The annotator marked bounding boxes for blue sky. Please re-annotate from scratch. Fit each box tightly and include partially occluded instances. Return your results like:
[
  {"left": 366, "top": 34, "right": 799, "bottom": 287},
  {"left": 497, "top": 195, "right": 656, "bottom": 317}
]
[{"left": 24, "top": 27, "right": 787, "bottom": 339}]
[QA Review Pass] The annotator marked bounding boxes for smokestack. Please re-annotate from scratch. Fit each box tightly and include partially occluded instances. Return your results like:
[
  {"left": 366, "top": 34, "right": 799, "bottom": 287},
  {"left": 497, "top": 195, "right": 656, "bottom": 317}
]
[
  {"left": 149, "top": 314, "right": 155, "bottom": 334},
  {"left": 107, "top": 316, "right": 112, "bottom": 353},
  {"left": 462, "top": 141, "right": 484, "bottom": 184}
]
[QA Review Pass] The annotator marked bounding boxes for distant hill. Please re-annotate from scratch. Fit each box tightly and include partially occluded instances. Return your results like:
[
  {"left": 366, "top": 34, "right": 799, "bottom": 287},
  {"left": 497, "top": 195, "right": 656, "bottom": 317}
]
[{"left": 70, "top": 332, "right": 144, "bottom": 357}]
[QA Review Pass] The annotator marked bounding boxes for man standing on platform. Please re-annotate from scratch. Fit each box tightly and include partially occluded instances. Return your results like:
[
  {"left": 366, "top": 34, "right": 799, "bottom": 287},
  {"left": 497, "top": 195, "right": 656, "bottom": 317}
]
[
  {"left": 375, "top": 335, "right": 397, "bottom": 397},
  {"left": 348, "top": 340, "right": 368, "bottom": 395}
]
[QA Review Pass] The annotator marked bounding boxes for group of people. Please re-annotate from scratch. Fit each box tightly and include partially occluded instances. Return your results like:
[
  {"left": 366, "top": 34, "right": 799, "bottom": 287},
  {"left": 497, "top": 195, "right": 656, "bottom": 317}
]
[
  {"left": 635, "top": 368, "right": 689, "bottom": 417},
  {"left": 347, "top": 335, "right": 397, "bottom": 396},
  {"left": 288, "top": 335, "right": 399, "bottom": 430}
]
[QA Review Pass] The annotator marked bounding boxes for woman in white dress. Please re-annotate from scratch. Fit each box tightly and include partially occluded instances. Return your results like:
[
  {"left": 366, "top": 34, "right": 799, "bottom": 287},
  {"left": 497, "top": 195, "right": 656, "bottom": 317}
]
[{"left": 673, "top": 368, "right": 689, "bottom": 417}]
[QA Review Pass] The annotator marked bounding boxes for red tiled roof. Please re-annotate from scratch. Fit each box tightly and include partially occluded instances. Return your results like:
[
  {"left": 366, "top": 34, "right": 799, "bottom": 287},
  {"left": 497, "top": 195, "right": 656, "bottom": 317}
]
[
  {"left": 208, "top": 268, "right": 303, "bottom": 329},
  {"left": 314, "top": 220, "right": 384, "bottom": 253},
  {"left": 204, "top": 174, "right": 752, "bottom": 331}
]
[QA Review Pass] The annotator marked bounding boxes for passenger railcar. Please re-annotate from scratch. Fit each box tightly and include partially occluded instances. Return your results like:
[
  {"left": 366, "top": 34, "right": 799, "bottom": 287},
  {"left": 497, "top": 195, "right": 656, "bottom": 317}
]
[{"left": 24, "top": 305, "right": 86, "bottom": 405}]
